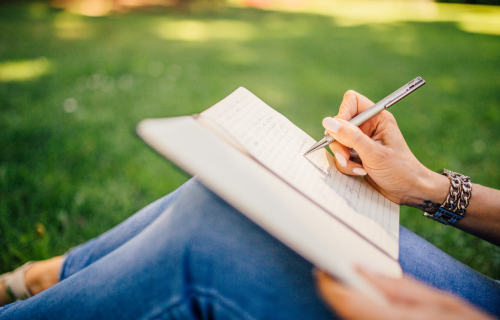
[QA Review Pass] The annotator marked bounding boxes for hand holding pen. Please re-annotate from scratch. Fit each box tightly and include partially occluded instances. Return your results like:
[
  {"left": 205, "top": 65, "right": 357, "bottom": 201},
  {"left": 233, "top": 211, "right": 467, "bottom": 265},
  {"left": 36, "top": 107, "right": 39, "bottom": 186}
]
[
  {"left": 304, "top": 77, "right": 425, "bottom": 157},
  {"left": 304, "top": 79, "right": 443, "bottom": 206}
]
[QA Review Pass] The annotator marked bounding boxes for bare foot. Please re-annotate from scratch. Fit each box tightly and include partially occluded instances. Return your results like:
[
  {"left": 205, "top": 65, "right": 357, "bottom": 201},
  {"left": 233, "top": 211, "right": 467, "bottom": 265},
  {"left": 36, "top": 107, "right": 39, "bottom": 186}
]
[
  {"left": 0, "top": 256, "right": 62, "bottom": 306},
  {"left": 25, "top": 256, "right": 62, "bottom": 295}
]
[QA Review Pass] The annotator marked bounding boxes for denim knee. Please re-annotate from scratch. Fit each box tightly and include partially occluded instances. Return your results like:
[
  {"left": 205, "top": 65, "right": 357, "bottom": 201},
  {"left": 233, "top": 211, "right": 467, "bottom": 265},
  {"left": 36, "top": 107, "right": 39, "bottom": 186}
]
[{"left": 153, "top": 183, "right": 334, "bottom": 320}]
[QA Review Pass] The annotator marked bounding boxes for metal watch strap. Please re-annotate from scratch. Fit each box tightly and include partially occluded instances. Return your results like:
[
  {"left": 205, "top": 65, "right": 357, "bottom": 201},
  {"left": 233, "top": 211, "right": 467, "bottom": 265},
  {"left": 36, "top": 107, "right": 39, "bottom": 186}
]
[{"left": 423, "top": 169, "right": 472, "bottom": 225}]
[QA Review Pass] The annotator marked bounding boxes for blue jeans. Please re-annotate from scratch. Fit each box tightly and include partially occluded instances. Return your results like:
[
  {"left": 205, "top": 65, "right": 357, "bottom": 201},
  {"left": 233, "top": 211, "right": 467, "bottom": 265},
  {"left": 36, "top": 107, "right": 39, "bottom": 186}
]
[{"left": 1, "top": 178, "right": 499, "bottom": 319}]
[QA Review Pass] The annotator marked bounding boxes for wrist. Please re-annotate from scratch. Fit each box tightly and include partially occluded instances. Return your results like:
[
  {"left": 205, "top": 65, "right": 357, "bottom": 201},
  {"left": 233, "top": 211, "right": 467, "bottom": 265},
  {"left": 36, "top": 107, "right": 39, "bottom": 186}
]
[{"left": 404, "top": 168, "right": 449, "bottom": 213}]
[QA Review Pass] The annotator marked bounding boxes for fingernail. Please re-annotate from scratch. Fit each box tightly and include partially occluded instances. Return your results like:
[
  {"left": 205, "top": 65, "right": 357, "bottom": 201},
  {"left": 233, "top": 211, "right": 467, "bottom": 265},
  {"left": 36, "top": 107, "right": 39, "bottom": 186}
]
[
  {"left": 335, "top": 153, "right": 347, "bottom": 167},
  {"left": 322, "top": 117, "right": 341, "bottom": 133},
  {"left": 352, "top": 167, "right": 367, "bottom": 176}
]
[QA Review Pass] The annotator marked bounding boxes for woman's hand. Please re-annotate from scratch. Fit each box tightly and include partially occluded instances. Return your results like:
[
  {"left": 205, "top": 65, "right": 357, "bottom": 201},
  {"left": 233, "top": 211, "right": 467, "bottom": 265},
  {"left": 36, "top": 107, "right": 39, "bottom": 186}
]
[
  {"left": 316, "top": 269, "right": 494, "bottom": 320},
  {"left": 323, "top": 90, "right": 449, "bottom": 211},
  {"left": 324, "top": 91, "right": 500, "bottom": 244}
]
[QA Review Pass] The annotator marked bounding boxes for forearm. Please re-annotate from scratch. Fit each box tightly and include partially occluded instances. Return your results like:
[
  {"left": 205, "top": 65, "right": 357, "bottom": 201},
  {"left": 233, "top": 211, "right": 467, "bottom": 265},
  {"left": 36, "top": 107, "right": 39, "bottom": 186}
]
[
  {"left": 409, "top": 172, "right": 500, "bottom": 247},
  {"left": 454, "top": 184, "right": 500, "bottom": 247}
]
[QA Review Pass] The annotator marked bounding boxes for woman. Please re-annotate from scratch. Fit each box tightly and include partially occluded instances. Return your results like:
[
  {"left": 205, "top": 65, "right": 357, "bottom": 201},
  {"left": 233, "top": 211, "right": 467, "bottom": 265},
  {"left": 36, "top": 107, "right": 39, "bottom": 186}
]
[{"left": 1, "top": 91, "right": 499, "bottom": 319}]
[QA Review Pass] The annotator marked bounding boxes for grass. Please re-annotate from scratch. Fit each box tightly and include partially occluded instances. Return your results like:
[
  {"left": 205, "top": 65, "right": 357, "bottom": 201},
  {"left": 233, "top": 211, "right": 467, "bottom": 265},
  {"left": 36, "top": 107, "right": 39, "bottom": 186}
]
[{"left": 0, "top": 1, "right": 499, "bottom": 279}]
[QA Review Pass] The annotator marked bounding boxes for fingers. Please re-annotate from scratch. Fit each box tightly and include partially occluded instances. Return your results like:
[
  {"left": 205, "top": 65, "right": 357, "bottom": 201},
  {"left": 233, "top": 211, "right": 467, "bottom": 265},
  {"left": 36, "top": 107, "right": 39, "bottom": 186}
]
[
  {"left": 335, "top": 90, "right": 396, "bottom": 141},
  {"left": 358, "top": 268, "right": 452, "bottom": 304},
  {"left": 358, "top": 270, "right": 429, "bottom": 303},
  {"left": 316, "top": 269, "right": 494, "bottom": 320},
  {"left": 336, "top": 90, "right": 376, "bottom": 122},
  {"left": 354, "top": 268, "right": 491, "bottom": 319},
  {"left": 316, "top": 271, "right": 398, "bottom": 320},
  {"left": 329, "top": 140, "right": 367, "bottom": 176},
  {"left": 323, "top": 117, "right": 378, "bottom": 168}
]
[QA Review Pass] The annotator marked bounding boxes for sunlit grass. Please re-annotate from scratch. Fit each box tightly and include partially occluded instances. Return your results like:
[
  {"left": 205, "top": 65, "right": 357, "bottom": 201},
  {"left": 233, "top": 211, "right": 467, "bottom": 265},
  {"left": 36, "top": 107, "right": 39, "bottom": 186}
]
[
  {"left": 458, "top": 11, "right": 500, "bottom": 35},
  {"left": 51, "top": 0, "right": 114, "bottom": 17},
  {"left": 0, "top": 58, "right": 52, "bottom": 82},
  {"left": 156, "top": 19, "right": 256, "bottom": 41},
  {"left": 229, "top": 0, "right": 500, "bottom": 35},
  {"left": 53, "top": 12, "right": 93, "bottom": 39}
]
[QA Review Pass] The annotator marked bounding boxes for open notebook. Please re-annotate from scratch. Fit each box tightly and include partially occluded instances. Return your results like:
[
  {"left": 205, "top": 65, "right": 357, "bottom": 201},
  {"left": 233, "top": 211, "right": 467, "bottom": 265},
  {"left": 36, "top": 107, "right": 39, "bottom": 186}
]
[{"left": 137, "top": 87, "right": 402, "bottom": 302}]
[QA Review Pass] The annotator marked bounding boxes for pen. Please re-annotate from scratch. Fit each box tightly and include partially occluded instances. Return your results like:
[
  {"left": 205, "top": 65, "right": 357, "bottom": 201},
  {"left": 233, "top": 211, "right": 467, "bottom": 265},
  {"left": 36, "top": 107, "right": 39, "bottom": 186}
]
[{"left": 303, "top": 76, "right": 426, "bottom": 156}]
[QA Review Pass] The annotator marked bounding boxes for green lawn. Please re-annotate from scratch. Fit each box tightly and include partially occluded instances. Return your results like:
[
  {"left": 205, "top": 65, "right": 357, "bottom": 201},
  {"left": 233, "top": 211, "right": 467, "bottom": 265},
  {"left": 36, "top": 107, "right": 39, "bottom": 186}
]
[{"left": 1, "top": 2, "right": 499, "bottom": 278}]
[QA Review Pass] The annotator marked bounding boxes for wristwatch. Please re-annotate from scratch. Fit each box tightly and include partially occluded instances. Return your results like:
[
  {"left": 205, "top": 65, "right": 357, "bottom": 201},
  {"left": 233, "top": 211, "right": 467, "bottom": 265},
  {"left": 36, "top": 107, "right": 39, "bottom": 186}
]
[{"left": 423, "top": 169, "right": 472, "bottom": 225}]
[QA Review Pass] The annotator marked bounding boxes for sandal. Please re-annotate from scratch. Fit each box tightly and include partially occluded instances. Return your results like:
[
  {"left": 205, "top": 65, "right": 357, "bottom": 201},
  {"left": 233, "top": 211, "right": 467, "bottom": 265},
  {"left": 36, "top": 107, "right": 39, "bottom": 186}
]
[{"left": 0, "top": 262, "right": 34, "bottom": 305}]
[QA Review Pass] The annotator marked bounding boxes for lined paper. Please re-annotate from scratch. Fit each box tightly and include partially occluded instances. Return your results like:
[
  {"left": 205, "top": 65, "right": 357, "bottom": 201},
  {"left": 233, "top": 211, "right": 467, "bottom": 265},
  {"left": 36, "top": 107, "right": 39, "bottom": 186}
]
[{"left": 200, "top": 87, "right": 399, "bottom": 258}]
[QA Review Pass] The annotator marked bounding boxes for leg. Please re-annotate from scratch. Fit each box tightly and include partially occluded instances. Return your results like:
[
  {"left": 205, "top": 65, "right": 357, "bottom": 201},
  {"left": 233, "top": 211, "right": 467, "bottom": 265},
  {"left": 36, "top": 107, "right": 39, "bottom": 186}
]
[
  {"left": 0, "top": 183, "right": 336, "bottom": 320},
  {"left": 61, "top": 177, "right": 197, "bottom": 279},
  {"left": 0, "top": 178, "right": 195, "bottom": 306},
  {"left": 399, "top": 226, "right": 500, "bottom": 317},
  {"left": 2, "top": 182, "right": 498, "bottom": 319}
]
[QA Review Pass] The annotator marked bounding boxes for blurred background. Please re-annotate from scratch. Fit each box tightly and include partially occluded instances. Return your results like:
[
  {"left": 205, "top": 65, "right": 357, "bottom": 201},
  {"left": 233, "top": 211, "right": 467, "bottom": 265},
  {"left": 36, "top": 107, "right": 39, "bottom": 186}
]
[{"left": 1, "top": 0, "right": 499, "bottom": 279}]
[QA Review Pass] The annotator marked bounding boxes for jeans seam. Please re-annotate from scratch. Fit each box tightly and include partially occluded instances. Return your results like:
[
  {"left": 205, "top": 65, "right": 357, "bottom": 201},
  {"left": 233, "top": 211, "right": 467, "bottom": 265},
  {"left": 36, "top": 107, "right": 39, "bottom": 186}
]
[{"left": 146, "top": 286, "right": 258, "bottom": 320}]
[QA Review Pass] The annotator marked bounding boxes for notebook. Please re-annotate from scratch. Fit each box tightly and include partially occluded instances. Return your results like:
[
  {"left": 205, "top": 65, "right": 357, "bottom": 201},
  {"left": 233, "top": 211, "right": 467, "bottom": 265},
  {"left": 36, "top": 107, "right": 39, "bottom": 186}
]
[{"left": 137, "top": 87, "right": 402, "bottom": 302}]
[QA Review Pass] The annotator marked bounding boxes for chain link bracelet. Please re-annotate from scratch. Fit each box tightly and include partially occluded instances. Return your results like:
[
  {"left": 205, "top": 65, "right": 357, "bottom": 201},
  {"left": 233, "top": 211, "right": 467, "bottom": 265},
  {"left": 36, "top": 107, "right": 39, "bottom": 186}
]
[{"left": 423, "top": 169, "right": 472, "bottom": 225}]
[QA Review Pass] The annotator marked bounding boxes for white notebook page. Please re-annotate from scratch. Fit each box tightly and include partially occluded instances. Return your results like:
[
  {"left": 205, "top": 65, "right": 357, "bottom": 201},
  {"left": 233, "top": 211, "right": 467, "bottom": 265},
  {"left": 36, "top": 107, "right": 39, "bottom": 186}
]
[{"left": 200, "top": 87, "right": 400, "bottom": 258}]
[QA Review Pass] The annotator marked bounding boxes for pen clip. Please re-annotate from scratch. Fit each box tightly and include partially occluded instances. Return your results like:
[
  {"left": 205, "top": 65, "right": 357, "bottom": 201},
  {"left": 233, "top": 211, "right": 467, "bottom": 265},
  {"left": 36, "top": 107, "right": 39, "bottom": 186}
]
[{"left": 384, "top": 77, "right": 425, "bottom": 108}]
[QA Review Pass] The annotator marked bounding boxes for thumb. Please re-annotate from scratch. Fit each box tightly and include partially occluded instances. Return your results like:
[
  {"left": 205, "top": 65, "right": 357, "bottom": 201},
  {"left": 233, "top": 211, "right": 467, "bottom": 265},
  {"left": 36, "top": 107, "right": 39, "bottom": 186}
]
[{"left": 323, "top": 117, "right": 376, "bottom": 157}]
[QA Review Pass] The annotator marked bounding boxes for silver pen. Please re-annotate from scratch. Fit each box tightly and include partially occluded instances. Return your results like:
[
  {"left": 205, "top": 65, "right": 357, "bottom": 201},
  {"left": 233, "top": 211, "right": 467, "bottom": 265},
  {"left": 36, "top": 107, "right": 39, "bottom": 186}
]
[{"left": 303, "top": 76, "right": 426, "bottom": 156}]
